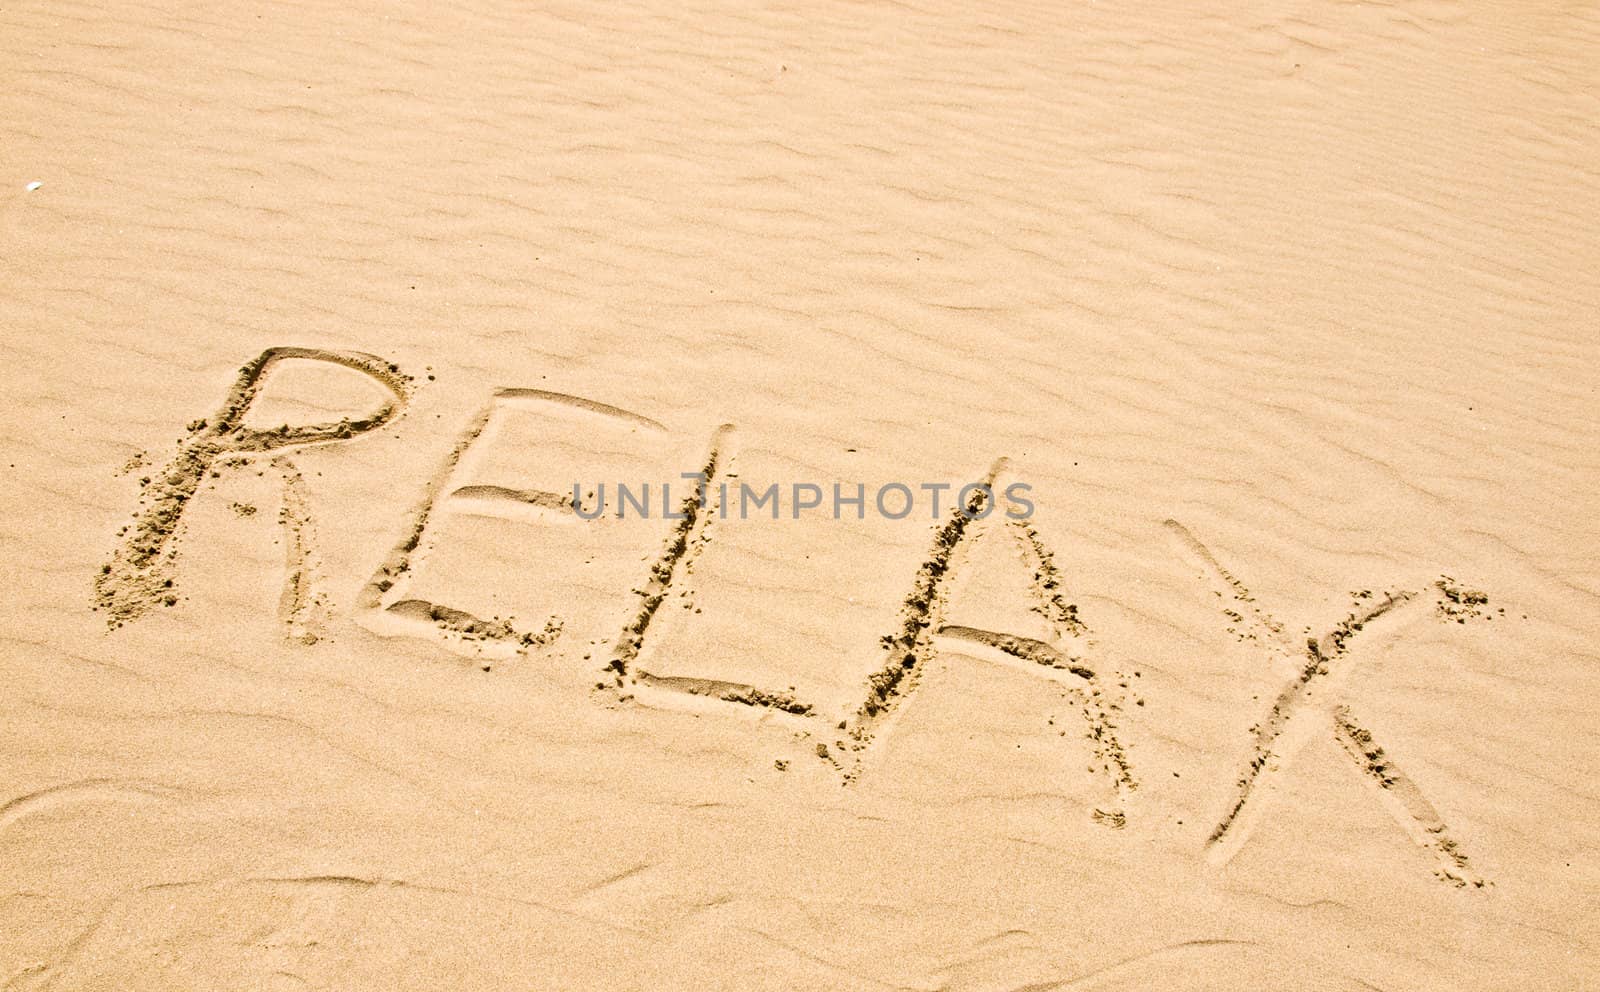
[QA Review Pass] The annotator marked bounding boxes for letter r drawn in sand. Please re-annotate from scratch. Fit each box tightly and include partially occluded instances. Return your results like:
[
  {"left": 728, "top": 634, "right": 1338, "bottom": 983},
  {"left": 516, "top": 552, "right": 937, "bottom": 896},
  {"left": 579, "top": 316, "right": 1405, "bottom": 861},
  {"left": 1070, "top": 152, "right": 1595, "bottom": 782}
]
[{"left": 96, "top": 347, "right": 410, "bottom": 627}]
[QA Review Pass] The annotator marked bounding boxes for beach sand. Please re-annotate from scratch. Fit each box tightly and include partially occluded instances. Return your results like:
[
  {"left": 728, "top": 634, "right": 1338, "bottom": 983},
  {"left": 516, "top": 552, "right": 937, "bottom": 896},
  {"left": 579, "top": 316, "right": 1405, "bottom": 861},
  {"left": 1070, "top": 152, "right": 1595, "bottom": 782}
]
[{"left": 2, "top": 0, "right": 1598, "bottom": 987}]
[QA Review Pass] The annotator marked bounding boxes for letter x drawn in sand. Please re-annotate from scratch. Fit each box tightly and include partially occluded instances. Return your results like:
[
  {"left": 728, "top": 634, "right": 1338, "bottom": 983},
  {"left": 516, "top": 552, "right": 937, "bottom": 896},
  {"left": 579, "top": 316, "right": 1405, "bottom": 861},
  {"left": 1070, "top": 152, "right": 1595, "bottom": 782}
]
[{"left": 1166, "top": 520, "right": 1486, "bottom": 887}]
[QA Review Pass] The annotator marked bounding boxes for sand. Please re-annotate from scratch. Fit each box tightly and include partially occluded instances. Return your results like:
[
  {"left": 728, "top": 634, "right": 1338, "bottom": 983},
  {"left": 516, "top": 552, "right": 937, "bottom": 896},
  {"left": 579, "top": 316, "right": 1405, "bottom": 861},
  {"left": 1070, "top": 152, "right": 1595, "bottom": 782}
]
[{"left": 3, "top": 0, "right": 1599, "bottom": 988}]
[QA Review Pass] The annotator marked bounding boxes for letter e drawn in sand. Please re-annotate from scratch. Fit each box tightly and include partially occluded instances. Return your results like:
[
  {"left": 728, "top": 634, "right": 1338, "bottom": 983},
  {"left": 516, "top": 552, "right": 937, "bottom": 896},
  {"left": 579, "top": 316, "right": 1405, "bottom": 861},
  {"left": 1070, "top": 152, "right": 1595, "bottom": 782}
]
[
  {"left": 95, "top": 348, "right": 410, "bottom": 626},
  {"left": 1166, "top": 519, "right": 1488, "bottom": 887},
  {"left": 355, "top": 388, "right": 666, "bottom": 657}
]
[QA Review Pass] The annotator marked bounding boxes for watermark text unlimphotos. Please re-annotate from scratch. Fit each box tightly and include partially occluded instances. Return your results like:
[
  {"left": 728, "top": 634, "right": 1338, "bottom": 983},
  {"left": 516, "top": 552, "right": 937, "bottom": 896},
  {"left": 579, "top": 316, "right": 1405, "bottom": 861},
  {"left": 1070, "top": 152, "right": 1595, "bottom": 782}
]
[{"left": 572, "top": 478, "right": 1034, "bottom": 520}]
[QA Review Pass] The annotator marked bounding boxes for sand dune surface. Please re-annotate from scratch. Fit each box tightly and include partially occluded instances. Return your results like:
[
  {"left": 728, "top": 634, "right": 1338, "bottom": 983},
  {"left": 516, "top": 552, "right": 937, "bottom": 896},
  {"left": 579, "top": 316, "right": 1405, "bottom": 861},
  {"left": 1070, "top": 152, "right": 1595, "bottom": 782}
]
[{"left": 2, "top": 0, "right": 1599, "bottom": 988}]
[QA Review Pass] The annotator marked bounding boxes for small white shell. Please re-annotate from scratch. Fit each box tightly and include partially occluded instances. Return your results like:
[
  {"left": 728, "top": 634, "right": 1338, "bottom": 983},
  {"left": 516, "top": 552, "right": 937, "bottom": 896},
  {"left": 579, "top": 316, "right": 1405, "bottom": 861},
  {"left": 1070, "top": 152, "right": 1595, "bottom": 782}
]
[{"left": 25, "top": 181, "right": 42, "bottom": 191}]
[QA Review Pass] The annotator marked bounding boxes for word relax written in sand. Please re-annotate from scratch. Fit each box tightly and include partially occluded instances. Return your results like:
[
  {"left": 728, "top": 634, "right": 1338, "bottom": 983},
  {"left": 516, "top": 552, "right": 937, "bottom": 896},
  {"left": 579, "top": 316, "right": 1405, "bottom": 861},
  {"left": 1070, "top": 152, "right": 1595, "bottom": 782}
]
[{"left": 97, "top": 348, "right": 1498, "bottom": 887}]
